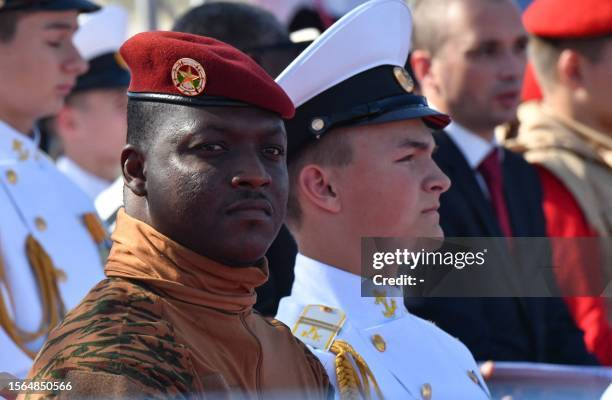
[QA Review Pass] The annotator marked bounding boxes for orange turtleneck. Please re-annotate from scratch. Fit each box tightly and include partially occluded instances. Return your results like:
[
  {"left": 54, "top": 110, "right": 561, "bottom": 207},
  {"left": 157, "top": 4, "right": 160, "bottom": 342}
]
[{"left": 24, "top": 209, "right": 330, "bottom": 399}]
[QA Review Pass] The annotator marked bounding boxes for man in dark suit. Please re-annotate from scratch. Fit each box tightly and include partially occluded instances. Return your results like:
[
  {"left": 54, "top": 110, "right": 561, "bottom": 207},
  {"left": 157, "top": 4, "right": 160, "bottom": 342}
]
[{"left": 407, "top": 0, "right": 597, "bottom": 364}]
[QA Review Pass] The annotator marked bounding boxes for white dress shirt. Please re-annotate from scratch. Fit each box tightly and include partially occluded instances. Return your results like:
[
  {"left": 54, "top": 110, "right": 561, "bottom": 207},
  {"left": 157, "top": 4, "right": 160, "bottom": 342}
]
[
  {"left": 445, "top": 121, "right": 501, "bottom": 198},
  {"left": 276, "top": 254, "right": 490, "bottom": 399}
]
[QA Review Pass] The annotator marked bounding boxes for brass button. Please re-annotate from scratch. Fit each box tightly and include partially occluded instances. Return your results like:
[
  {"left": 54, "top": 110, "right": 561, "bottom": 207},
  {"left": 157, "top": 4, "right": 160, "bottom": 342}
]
[
  {"left": 35, "top": 217, "right": 47, "bottom": 232},
  {"left": 311, "top": 118, "right": 325, "bottom": 132},
  {"left": 321, "top": 306, "right": 333, "bottom": 313},
  {"left": 420, "top": 383, "right": 432, "bottom": 400},
  {"left": 6, "top": 169, "right": 17, "bottom": 184},
  {"left": 12, "top": 139, "right": 22, "bottom": 152},
  {"left": 468, "top": 369, "right": 480, "bottom": 385},
  {"left": 371, "top": 334, "right": 386, "bottom": 352}
]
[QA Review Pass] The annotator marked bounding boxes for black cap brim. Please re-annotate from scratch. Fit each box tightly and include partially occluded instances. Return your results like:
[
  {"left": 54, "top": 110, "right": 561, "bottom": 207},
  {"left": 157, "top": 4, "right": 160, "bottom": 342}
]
[
  {"left": 2, "top": 0, "right": 100, "bottom": 13},
  {"left": 351, "top": 104, "right": 450, "bottom": 131}
]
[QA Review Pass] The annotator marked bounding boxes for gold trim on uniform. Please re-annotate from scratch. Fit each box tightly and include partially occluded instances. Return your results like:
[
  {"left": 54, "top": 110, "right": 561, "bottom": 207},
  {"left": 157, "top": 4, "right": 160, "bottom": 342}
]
[
  {"left": 371, "top": 334, "right": 386, "bottom": 352},
  {"left": 34, "top": 216, "right": 47, "bottom": 232},
  {"left": 6, "top": 169, "right": 17, "bottom": 184},
  {"left": 373, "top": 290, "right": 397, "bottom": 318},
  {"left": 331, "top": 339, "right": 383, "bottom": 400},
  {"left": 292, "top": 304, "right": 346, "bottom": 351},
  {"left": 0, "top": 235, "right": 66, "bottom": 359},
  {"left": 12, "top": 139, "right": 29, "bottom": 161},
  {"left": 420, "top": 383, "right": 432, "bottom": 400}
]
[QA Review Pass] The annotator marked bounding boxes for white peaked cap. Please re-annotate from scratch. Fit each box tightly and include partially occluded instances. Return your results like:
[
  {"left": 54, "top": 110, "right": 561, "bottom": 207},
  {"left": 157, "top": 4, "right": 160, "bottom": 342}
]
[
  {"left": 75, "top": 4, "right": 129, "bottom": 61},
  {"left": 277, "top": 0, "right": 412, "bottom": 108}
]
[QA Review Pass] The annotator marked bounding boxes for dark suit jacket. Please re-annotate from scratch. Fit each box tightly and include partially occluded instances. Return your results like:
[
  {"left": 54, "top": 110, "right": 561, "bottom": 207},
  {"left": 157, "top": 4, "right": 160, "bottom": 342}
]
[{"left": 406, "top": 130, "right": 597, "bottom": 365}]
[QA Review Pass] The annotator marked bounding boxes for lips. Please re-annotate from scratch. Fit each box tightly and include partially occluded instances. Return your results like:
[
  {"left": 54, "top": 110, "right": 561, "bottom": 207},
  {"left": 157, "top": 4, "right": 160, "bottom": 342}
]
[
  {"left": 421, "top": 204, "right": 440, "bottom": 214},
  {"left": 494, "top": 91, "right": 519, "bottom": 108},
  {"left": 56, "top": 84, "right": 75, "bottom": 96},
  {"left": 225, "top": 199, "right": 273, "bottom": 217}
]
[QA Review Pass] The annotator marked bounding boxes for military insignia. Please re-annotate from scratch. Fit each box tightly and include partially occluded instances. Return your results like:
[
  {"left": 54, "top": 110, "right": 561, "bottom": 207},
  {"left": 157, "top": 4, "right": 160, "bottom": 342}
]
[
  {"left": 393, "top": 66, "right": 415, "bottom": 93},
  {"left": 12, "top": 139, "right": 29, "bottom": 161},
  {"left": 292, "top": 305, "right": 346, "bottom": 351},
  {"left": 114, "top": 52, "right": 129, "bottom": 71},
  {"left": 5, "top": 169, "right": 17, "bottom": 184},
  {"left": 374, "top": 289, "right": 397, "bottom": 318},
  {"left": 171, "top": 57, "right": 206, "bottom": 96}
]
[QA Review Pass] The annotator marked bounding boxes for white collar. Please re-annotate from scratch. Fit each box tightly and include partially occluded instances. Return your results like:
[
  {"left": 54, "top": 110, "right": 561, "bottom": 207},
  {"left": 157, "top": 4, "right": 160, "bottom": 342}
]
[
  {"left": 56, "top": 156, "right": 112, "bottom": 200},
  {"left": 445, "top": 121, "right": 498, "bottom": 169},
  {"left": 291, "top": 253, "right": 406, "bottom": 328}
]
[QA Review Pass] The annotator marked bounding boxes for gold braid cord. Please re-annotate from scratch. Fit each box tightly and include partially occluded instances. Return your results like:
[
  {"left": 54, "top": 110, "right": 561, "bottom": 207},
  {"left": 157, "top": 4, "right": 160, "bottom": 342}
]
[
  {"left": 82, "top": 213, "right": 107, "bottom": 244},
  {"left": 330, "top": 339, "right": 384, "bottom": 400},
  {"left": 0, "top": 234, "right": 65, "bottom": 358}
]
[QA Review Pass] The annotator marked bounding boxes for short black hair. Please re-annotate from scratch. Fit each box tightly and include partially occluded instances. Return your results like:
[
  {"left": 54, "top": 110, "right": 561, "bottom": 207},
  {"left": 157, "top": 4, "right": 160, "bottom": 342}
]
[
  {"left": 126, "top": 99, "right": 178, "bottom": 151},
  {"left": 0, "top": 10, "right": 24, "bottom": 42},
  {"left": 173, "top": 1, "right": 289, "bottom": 52}
]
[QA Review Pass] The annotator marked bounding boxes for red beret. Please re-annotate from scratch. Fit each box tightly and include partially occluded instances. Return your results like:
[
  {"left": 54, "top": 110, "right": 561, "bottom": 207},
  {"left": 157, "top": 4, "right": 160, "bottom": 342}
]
[
  {"left": 120, "top": 31, "right": 294, "bottom": 118},
  {"left": 524, "top": 0, "right": 612, "bottom": 38}
]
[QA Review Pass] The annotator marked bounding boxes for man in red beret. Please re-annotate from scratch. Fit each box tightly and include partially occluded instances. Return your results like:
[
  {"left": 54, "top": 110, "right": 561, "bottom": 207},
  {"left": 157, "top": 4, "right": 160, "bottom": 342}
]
[
  {"left": 22, "top": 31, "right": 331, "bottom": 399},
  {"left": 507, "top": 0, "right": 612, "bottom": 365}
]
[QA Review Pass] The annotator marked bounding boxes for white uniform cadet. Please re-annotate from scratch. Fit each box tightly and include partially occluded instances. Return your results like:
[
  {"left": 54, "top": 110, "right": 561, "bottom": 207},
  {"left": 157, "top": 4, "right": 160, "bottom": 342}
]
[
  {"left": 0, "top": 124, "right": 106, "bottom": 377},
  {"left": 276, "top": 254, "right": 490, "bottom": 399},
  {"left": 55, "top": 5, "right": 130, "bottom": 201},
  {"left": 273, "top": 0, "right": 491, "bottom": 398}
]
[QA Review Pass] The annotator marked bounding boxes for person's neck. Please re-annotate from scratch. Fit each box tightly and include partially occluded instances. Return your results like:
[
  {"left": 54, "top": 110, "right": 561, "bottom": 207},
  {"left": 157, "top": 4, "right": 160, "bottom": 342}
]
[
  {"left": 297, "top": 229, "right": 361, "bottom": 276},
  {"left": 453, "top": 119, "right": 495, "bottom": 142},
  {"left": 427, "top": 97, "right": 495, "bottom": 141},
  {"left": 0, "top": 111, "right": 35, "bottom": 137},
  {"left": 545, "top": 98, "right": 611, "bottom": 137},
  {"left": 63, "top": 148, "right": 117, "bottom": 182}
]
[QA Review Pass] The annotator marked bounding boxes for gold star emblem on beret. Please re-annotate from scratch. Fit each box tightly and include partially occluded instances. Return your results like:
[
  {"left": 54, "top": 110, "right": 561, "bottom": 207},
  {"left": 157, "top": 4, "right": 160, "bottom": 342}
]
[{"left": 171, "top": 58, "right": 206, "bottom": 96}]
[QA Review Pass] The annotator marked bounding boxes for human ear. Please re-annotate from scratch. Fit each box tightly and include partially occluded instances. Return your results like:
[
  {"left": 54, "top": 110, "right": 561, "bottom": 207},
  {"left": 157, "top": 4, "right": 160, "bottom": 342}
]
[
  {"left": 410, "top": 49, "right": 434, "bottom": 87},
  {"left": 557, "top": 49, "right": 584, "bottom": 89},
  {"left": 298, "top": 164, "right": 341, "bottom": 214},
  {"left": 121, "top": 144, "right": 147, "bottom": 196}
]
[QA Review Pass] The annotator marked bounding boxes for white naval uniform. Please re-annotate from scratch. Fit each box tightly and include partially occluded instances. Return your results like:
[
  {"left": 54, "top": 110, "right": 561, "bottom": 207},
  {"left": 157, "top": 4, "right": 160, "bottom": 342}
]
[
  {"left": 276, "top": 254, "right": 491, "bottom": 399},
  {"left": 0, "top": 121, "right": 105, "bottom": 377},
  {"left": 56, "top": 156, "right": 112, "bottom": 200}
]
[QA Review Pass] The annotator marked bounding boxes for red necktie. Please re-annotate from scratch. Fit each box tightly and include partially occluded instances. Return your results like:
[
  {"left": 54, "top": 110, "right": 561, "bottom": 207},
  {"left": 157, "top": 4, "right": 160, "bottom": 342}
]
[{"left": 477, "top": 148, "right": 513, "bottom": 237}]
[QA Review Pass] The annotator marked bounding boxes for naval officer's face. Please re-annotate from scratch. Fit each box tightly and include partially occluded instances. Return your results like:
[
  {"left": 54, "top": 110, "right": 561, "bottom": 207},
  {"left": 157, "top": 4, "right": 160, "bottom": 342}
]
[
  {"left": 0, "top": 11, "right": 88, "bottom": 127},
  {"left": 333, "top": 119, "right": 450, "bottom": 238}
]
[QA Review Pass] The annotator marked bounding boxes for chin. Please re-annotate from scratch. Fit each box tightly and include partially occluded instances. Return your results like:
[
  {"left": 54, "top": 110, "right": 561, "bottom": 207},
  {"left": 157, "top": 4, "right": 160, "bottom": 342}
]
[
  {"left": 420, "top": 224, "right": 445, "bottom": 239},
  {"left": 223, "top": 240, "right": 270, "bottom": 267}
]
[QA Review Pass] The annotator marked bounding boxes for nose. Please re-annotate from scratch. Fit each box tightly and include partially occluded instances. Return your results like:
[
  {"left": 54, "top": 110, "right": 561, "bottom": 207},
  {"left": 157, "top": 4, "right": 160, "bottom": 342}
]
[
  {"left": 63, "top": 42, "right": 89, "bottom": 76},
  {"left": 499, "top": 49, "right": 525, "bottom": 82},
  {"left": 424, "top": 161, "right": 451, "bottom": 194},
  {"left": 230, "top": 156, "right": 272, "bottom": 189}
]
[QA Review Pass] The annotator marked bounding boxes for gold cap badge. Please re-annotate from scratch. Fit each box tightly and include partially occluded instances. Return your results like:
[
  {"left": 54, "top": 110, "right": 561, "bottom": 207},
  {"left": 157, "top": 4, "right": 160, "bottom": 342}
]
[
  {"left": 171, "top": 58, "right": 206, "bottom": 96},
  {"left": 393, "top": 66, "right": 415, "bottom": 93}
]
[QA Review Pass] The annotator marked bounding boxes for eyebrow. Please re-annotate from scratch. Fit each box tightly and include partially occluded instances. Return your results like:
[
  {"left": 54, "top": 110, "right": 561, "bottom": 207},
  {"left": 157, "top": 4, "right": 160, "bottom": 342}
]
[
  {"left": 204, "top": 124, "right": 284, "bottom": 137},
  {"left": 43, "top": 22, "right": 78, "bottom": 32},
  {"left": 397, "top": 138, "right": 434, "bottom": 151}
]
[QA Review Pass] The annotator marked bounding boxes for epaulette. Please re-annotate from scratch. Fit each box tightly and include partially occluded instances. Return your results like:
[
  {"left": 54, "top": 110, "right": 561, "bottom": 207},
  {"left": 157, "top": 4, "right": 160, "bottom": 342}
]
[
  {"left": 291, "top": 304, "right": 346, "bottom": 351},
  {"left": 291, "top": 305, "right": 383, "bottom": 399}
]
